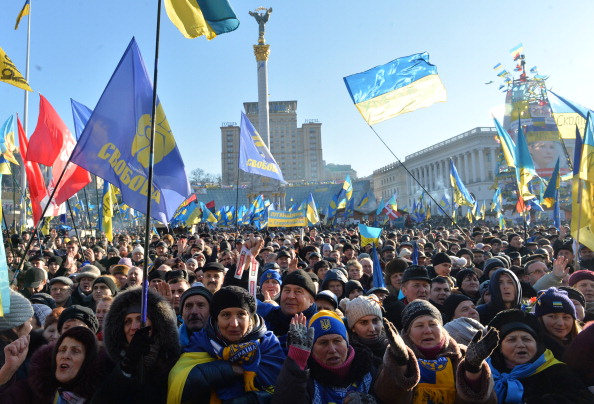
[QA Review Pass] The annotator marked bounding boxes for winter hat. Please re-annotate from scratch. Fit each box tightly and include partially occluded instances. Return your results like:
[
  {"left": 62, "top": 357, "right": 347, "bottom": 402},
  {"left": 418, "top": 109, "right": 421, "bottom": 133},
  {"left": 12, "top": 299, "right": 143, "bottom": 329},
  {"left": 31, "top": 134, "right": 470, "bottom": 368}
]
[
  {"left": 444, "top": 317, "right": 486, "bottom": 346},
  {"left": 344, "top": 280, "right": 364, "bottom": 298},
  {"left": 93, "top": 276, "right": 118, "bottom": 296},
  {"left": 53, "top": 326, "right": 99, "bottom": 381},
  {"left": 507, "top": 233, "right": 521, "bottom": 243},
  {"left": 385, "top": 258, "right": 408, "bottom": 276},
  {"left": 401, "top": 299, "right": 443, "bottom": 333},
  {"left": 313, "top": 260, "right": 330, "bottom": 274},
  {"left": 479, "top": 280, "right": 490, "bottom": 297},
  {"left": 483, "top": 257, "right": 507, "bottom": 275},
  {"left": 179, "top": 286, "right": 213, "bottom": 316},
  {"left": 562, "top": 322, "right": 594, "bottom": 386},
  {"left": 401, "top": 266, "right": 431, "bottom": 284},
  {"left": 315, "top": 290, "right": 338, "bottom": 310},
  {"left": 488, "top": 309, "right": 541, "bottom": 340},
  {"left": 559, "top": 286, "right": 586, "bottom": 310},
  {"left": 534, "top": 287, "right": 576, "bottom": 319},
  {"left": 309, "top": 310, "right": 348, "bottom": 344},
  {"left": 457, "top": 248, "right": 474, "bottom": 262},
  {"left": 29, "top": 293, "right": 56, "bottom": 309},
  {"left": 76, "top": 265, "right": 101, "bottom": 280},
  {"left": 282, "top": 269, "right": 317, "bottom": 298},
  {"left": 398, "top": 248, "right": 412, "bottom": 258},
  {"left": 203, "top": 262, "right": 225, "bottom": 273},
  {"left": 432, "top": 252, "right": 452, "bottom": 267},
  {"left": 58, "top": 305, "right": 99, "bottom": 334},
  {"left": 111, "top": 264, "right": 130, "bottom": 276},
  {"left": 0, "top": 291, "right": 34, "bottom": 331},
  {"left": 345, "top": 295, "right": 383, "bottom": 329},
  {"left": 568, "top": 270, "right": 594, "bottom": 287},
  {"left": 32, "top": 303, "right": 52, "bottom": 328},
  {"left": 210, "top": 286, "right": 256, "bottom": 319},
  {"left": 259, "top": 269, "right": 282, "bottom": 287},
  {"left": 443, "top": 294, "right": 473, "bottom": 322},
  {"left": 131, "top": 246, "right": 144, "bottom": 255}
]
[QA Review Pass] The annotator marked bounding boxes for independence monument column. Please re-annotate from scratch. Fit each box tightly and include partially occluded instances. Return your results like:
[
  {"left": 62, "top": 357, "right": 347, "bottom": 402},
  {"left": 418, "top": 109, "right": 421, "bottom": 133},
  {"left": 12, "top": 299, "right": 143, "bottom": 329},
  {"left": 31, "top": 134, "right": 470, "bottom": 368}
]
[{"left": 249, "top": 7, "right": 272, "bottom": 147}]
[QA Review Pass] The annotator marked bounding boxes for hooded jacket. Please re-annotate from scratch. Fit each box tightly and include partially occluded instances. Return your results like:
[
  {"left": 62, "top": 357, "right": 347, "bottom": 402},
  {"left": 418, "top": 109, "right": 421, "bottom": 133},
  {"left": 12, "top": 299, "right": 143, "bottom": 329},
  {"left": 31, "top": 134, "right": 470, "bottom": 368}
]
[
  {"left": 321, "top": 269, "right": 348, "bottom": 300},
  {"left": 93, "top": 287, "right": 180, "bottom": 404},
  {"left": 476, "top": 268, "right": 522, "bottom": 326}
]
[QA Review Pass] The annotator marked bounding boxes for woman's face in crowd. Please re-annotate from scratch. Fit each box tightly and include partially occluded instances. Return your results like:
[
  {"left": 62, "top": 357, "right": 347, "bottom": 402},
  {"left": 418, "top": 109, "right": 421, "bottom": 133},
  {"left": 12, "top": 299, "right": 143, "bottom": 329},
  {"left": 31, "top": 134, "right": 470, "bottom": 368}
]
[
  {"left": 408, "top": 315, "right": 443, "bottom": 349},
  {"left": 500, "top": 330, "right": 537, "bottom": 368},
  {"left": 312, "top": 334, "right": 348, "bottom": 368},
  {"left": 55, "top": 337, "right": 86, "bottom": 384},
  {"left": 217, "top": 308, "right": 251, "bottom": 343},
  {"left": 261, "top": 279, "right": 281, "bottom": 299},
  {"left": 541, "top": 312, "right": 573, "bottom": 340},
  {"left": 43, "top": 323, "right": 60, "bottom": 343},
  {"left": 461, "top": 275, "right": 479, "bottom": 294},
  {"left": 351, "top": 315, "right": 382, "bottom": 340},
  {"left": 96, "top": 299, "right": 112, "bottom": 329}
]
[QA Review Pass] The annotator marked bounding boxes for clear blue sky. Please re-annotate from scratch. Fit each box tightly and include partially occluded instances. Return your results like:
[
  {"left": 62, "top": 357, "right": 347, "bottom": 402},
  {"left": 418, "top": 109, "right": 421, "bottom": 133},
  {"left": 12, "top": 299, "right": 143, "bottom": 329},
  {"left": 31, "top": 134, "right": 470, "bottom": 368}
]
[{"left": 1, "top": 0, "right": 593, "bottom": 179}]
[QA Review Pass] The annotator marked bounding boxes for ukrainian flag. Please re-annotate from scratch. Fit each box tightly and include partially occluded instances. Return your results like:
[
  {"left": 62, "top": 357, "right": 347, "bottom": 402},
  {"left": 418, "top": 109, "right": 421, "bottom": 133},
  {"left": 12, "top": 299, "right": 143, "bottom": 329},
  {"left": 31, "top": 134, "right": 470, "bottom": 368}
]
[
  {"left": 549, "top": 91, "right": 590, "bottom": 140},
  {"left": 306, "top": 193, "right": 319, "bottom": 225},
  {"left": 493, "top": 117, "right": 516, "bottom": 168},
  {"left": 15, "top": 0, "right": 30, "bottom": 30},
  {"left": 344, "top": 52, "right": 446, "bottom": 125},
  {"left": 164, "top": 0, "right": 239, "bottom": 40},
  {"left": 542, "top": 158, "right": 560, "bottom": 208},
  {"left": 449, "top": 159, "right": 475, "bottom": 207},
  {"left": 358, "top": 224, "right": 381, "bottom": 247}
]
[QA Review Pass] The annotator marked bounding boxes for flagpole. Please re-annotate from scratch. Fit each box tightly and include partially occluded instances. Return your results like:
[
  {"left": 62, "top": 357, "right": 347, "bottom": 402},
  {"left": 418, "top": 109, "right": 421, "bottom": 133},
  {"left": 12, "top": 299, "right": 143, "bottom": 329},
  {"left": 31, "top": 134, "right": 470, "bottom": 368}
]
[
  {"left": 94, "top": 175, "right": 101, "bottom": 227},
  {"left": 367, "top": 125, "right": 466, "bottom": 234},
  {"left": 141, "top": 0, "right": 163, "bottom": 329},
  {"left": 20, "top": 0, "right": 32, "bottom": 233},
  {"left": 66, "top": 200, "right": 81, "bottom": 243},
  {"left": 235, "top": 153, "right": 241, "bottom": 230}
]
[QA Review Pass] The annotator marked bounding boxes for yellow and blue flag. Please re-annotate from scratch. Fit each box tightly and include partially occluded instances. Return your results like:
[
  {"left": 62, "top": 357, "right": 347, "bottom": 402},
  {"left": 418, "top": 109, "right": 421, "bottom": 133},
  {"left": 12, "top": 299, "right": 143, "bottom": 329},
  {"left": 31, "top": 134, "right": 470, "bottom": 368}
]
[
  {"left": 493, "top": 117, "right": 516, "bottom": 168},
  {"left": 571, "top": 122, "right": 594, "bottom": 250},
  {"left": 0, "top": 48, "right": 32, "bottom": 92},
  {"left": 239, "top": 112, "right": 285, "bottom": 183},
  {"left": 70, "top": 39, "right": 191, "bottom": 224},
  {"left": 358, "top": 224, "right": 381, "bottom": 248},
  {"left": 542, "top": 158, "right": 560, "bottom": 208},
  {"left": 548, "top": 91, "right": 590, "bottom": 140},
  {"left": 343, "top": 52, "right": 446, "bottom": 125},
  {"left": 356, "top": 190, "right": 370, "bottom": 210},
  {"left": 516, "top": 124, "right": 537, "bottom": 201},
  {"left": 306, "top": 193, "right": 319, "bottom": 225},
  {"left": 0, "top": 176, "right": 9, "bottom": 314},
  {"left": 14, "top": 0, "right": 30, "bottom": 30},
  {"left": 343, "top": 174, "right": 353, "bottom": 201},
  {"left": 510, "top": 43, "right": 524, "bottom": 60},
  {"left": 449, "top": 159, "right": 475, "bottom": 207},
  {"left": 0, "top": 115, "right": 18, "bottom": 175},
  {"left": 164, "top": 0, "right": 239, "bottom": 40}
]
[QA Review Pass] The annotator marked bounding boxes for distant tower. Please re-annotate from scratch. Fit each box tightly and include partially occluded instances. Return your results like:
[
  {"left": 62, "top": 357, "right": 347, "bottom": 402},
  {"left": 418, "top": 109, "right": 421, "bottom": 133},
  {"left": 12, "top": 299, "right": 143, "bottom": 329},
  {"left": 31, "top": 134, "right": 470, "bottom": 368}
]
[{"left": 249, "top": 7, "right": 272, "bottom": 146}]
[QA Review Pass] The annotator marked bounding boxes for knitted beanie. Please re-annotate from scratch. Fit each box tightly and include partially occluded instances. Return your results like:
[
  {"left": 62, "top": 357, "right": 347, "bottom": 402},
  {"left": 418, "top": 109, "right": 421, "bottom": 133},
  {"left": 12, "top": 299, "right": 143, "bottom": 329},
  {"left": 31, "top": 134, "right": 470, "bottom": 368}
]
[
  {"left": 432, "top": 252, "right": 452, "bottom": 267},
  {"left": 344, "top": 280, "right": 364, "bottom": 298},
  {"left": 444, "top": 317, "right": 486, "bottom": 346},
  {"left": 345, "top": 295, "right": 383, "bottom": 329},
  {"left": 534, "top": 287, "right": 576, "bottom": 319},
  {"left": 259, "top": 269, "right": 282, "bottom": 287},
  {"left": 455, "top": 269, "right": 478, "bottom": 289},
  {"left": 443, "top": 294, "right": 473, "bottom": 322},
  {"left": 483, "top": 257, "right": 507, "bottom": 275},
  {"left": 32, "top": 303, "right": 52, "bottom": 328},
  {"left": 210, "top": 286, "right": 256, "bottom": 318},
  {"left": 179, "top": 286, "right": 213, "bottom": 316},
  {"left": 0, "top": 291, "right": 34, "bottom": 331},
  {"left": 568, "top": 270, "right": 594, "bottom": 287},
  {"left": 58, "top": 305, "right": 99, "bottom": 334},
  {"left": 309, "top": 310, "right": 348, "bottom": 344},
  {"left": 93, "top": 276, "right": 118, "bottom": 296},
  {"left": 282, "top": 269, "right": 316, "bottom": 298},
  {"left": 401, "top": 299, "right": 442, "bottom": 333}
]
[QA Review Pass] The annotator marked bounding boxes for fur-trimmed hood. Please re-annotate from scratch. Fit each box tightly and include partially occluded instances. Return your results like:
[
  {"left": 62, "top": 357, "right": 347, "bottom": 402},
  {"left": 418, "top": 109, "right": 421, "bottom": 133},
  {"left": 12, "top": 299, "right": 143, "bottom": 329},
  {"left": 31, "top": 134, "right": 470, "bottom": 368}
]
[{"left": 102, "top": 287, "right": 180, "bottom": 368}]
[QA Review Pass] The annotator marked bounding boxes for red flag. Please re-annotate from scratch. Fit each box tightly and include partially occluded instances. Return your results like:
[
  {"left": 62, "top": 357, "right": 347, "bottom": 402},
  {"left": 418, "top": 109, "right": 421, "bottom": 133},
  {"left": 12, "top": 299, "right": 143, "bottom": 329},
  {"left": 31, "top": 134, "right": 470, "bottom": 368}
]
[
  {"left": 206, "top": 200, "right": 215, "bottom": 212},
  {"left": 28, "top": 95, "right": 91, "bottom": 205},
  {"left": 17, "top": 117, "right": 48, "bottom": 226},
  {"left": 27, "top": 95, "right": 68, "bottom": 165}
]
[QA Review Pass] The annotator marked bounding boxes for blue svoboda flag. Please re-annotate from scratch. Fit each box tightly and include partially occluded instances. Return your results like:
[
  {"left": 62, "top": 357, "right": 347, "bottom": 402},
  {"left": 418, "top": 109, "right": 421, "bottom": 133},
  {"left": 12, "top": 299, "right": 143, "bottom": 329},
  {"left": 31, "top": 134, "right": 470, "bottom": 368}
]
[
  {"left": 70, "top": 38, "right": 191, "bottom": 223},
  {"left": 343, "top": 52, "right": 446, "bottom": 125},
  {"left": 239, "top": 112, "right": 286, "bottom": 183}
]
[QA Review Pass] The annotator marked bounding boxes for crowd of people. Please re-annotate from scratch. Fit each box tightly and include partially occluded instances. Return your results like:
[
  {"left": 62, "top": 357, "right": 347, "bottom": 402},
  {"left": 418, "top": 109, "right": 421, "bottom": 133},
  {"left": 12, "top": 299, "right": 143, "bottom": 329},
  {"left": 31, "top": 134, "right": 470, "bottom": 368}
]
[{"left": 0, "top": 223, "right": 593, "bottom": 403}]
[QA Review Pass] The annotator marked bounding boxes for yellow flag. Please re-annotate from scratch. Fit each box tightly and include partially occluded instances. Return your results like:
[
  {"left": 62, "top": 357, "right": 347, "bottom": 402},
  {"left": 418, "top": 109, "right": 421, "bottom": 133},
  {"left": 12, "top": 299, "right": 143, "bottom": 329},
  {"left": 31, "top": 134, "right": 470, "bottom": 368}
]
[
  {"left": 41, "top": 217, "right": 52, "bottom": 236},
  {"left": 0, "top": 48, "right": 32, "bottom": 92},
  {"left": 164, "top": 0, "right": 239, "bottom": 40},
  {"left": 102, "top": 184, "right": 118, "bottom": 242},
  {"left": 571, "top": 177, "right": 594, "bottom": 251}
]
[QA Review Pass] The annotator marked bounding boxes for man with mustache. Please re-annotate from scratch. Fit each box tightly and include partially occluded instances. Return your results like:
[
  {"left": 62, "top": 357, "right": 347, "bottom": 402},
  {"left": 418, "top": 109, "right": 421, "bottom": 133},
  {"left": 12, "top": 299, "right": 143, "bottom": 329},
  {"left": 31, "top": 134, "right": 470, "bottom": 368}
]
[
  {"left": 202, "top": 262, "right": 225, "bottom": 294},
  {"left": 178, "top": 285, "right": 212, "bottom": 348}
]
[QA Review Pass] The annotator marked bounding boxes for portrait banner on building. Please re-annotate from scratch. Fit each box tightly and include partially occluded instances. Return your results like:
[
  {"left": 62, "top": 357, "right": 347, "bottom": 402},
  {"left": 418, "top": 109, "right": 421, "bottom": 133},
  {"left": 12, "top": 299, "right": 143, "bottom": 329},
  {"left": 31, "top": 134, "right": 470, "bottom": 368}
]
[{"left": 267, "top": 209, "right": 307, "bottom": 227}]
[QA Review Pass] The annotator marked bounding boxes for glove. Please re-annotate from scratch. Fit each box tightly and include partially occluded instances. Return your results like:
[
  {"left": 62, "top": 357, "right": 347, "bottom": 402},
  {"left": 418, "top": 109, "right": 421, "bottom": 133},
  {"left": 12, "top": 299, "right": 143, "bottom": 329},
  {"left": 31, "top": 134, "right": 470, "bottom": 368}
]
[
  {"left": 383, "top": 318, "right": 409, "bottom": 366},
  {"left": 220, "top": 342, "right": 262, "bottom": 392},
  {"left": 121, "top": 326, "right": 152, "bottom": 374},
  {"left": 465, "top": 327, "right": 499, "bottom": 373},
  {"left": 344, "top": 392, "right": 378, "bottom": 404},
  {"left": 287, "top": 321, "right": 314, "bottom": 352}
]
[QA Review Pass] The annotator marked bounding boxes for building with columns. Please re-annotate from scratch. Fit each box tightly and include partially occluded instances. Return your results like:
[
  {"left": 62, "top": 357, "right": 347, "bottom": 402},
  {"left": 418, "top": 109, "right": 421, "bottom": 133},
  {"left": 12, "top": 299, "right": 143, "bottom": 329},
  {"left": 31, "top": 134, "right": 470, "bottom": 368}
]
[{"left": 371, "top": 127, "right": 501, "bottom": 214}]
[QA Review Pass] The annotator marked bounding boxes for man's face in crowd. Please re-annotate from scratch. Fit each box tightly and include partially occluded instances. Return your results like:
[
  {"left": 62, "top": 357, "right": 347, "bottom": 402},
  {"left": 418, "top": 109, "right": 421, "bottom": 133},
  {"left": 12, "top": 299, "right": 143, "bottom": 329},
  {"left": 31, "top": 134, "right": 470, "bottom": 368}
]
[
  {"left": 203, "top": 270, "right": 223, "bottom": 294},
  {"left": 510, "top": 236, "right": 523, "bottom": 249},
  {"left": 401, "top": 280, "right": 430, "bottom": 301},
  {"left": 50, "top": 282, "right": 72, "bottom": 306},
  {"left": 280, "top": 285, "right": 314, "bottom": 316},
  {"left": 429, "top": 281, "right": 451, "bottom": 305},
  {"left": 382, "top": 249, "right": 395, "bottom": 262},
  {"left": 343, "top": 248, "right": 355, "bottom": 260},
  {"left": 473, "top": 251, "right": 485, "bottom": 265},
  {"left": 220, "top": 252, "right": 234, "bottom": 268},
  {"left": 557, "top": 249, "right": 574, "bottom": 262},
  {"left": 499, "top": 273, "right": 517, "bottom": 305},
  {"left": 182, "top": 295, "right": 210, "bottom": 333},
  {"left": 169, "top": 280, "right": 190, "bottom": 314},
  {"left": 491, "top": 242, "right": 502, "bottom": 254},
  {"left": 525, "top": 261, "right": 547, "bottom": 285},
  {"left": 78, "top": 276, "right": 95, "bottom": 294}
]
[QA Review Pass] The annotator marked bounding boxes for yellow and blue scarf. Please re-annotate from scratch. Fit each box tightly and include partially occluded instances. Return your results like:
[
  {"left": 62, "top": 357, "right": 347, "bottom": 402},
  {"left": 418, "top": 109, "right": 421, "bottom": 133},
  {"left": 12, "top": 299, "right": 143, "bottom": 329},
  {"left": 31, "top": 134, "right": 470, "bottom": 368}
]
[
  {"left": 413, "top": 356, "right": 456, "bottom": 404},
  {"left": 487, "top": 349, "right": 562, "bottom": 404}
]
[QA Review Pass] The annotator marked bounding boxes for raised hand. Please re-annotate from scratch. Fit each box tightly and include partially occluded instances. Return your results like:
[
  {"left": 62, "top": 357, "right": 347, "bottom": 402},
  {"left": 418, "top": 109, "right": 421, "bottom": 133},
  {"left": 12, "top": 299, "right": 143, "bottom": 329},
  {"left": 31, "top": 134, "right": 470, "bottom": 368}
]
[
  {"left": 288, "top": 313, "right": 314, "bottom": 352},
  {"left": 383, "top": 318, "right": 409, "bottom": 365},
  {"left": 465, "top": 327, "right": 499, "bottom": 373},
  {"left": 552, "top": 256, "right": 570, "bottom": 279}
]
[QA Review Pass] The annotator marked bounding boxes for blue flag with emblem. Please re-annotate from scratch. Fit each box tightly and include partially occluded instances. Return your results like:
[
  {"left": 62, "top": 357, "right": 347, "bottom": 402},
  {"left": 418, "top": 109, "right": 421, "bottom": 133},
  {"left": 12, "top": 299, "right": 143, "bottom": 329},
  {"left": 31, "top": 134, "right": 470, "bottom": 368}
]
[
  {"left": 239, "top": 112, "right": 286, "bottom": 183},
  {"left": 70, "top": 38, "right": 191, "bottom": 223}
]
